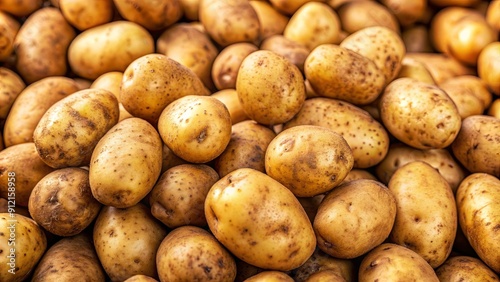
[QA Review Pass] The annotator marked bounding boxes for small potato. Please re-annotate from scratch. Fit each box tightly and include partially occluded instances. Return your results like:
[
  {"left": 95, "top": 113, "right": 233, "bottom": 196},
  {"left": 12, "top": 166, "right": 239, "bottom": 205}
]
[
  {"left": 265, "top": 125, "right": 354, "bottom": 197},
  {"left": 338, "top": 1, "right": 399, "bottom": 34},
  {"left": 486, "top": 1, "right": 500, "bottom": 31},
  {"left": 14, "top": 7, "right": 75, "bottom": 83},
  {"left": 249, "top": 1, "right": 289, "bottom": 40},
  {"left": 158, "top": 95, "right": 232, "bottom": 163},
  {"left": 124, "top": 275, "right": 158, "bottom": 282},
  {"left": 120, "top": 54, "right": 210, "bottom": 124},
  {"left": 388, "top": 161, "right": 457, "bottom": 268},
  {"left": 478, "top": 42, "right": 500, "bottom": 95},
  {"left": 68, "top": 21, "right": 154, "bottom": 79},
  {"left": 0, "top": 143, "right": 55, "bottom": 206},
  {"left": 236, "top": 50, "right": 306, "bottom": 125},
  {"left": 28, "top": 168, "right": 101, "bottom": 236},
  {"left": 314, "top": 179, "right": 397, "bottom": 259},
  {"left": 33, "top": 88, "right": 119, "bottom": 168},
  {"left": 304, "top": 44, "right": 385, "bottom": 105},
  {"left": 211, "top": 43, "right": 258, "bottom": 90},
  {"left": 0, "top": 12, "right": 20, "bottom": 61},
  {"left": 205, "top": 168, "right": 316, "bottom": 271},
  {"left": 488, "top": 99, "right": 500, "bottom": 119},
  {"left": 113, "top": 0, "right": 182, "bottom": 30},
  {"left": 179, "top": 0, "right": 200, "bottom": 21},
  {"left": 215, "top": 120, "right": 276, "bottom": 177},
  {"left": 156, "top": 226, "right": 236, "bottom": 282},
  {"left": 260, "top": 35, "right": 310, "bottom": 73},
  {"left": 402, "top": 25, "right": 434, "bottom": 53},
  {"left": 456, "top": 173, "right": 500, "bottom": 273},
  {"left": 3, "top": 76, "right": 79, "bottom": 147},
  {"left": 358, "top": 243, "right": 439, "bottom": 281},
  {"left": 451, "top": 115, "right": 500, "bottom": 177},
  {"left": 90, "top": 117, "right": 163, "bottom": 208},
  {"left": 244, "top": 271, "right": 294, "bottom": 281},
  {"left": 293, "top": 248, "right": 354, "bottom": 282},
  {"left": 436, "top": 256, "right": 499, "bottom": 281},
  {"left": 0, "top": 67, "right": 24, "bottom": 119},
  {"left": 0, "top": 213, "right": 47, "bottom": 282},
  {"left": 396, "top": 56, "right": 436, "bottom": 84},
  {"left": 59, "top": 0, "right": 113, "bottom": 30},
  {"left": 93, "top": 204, "right": 168, "bottom": 281},
  {"left": 31, "top": 234, "right": 106, "bottom": 281},
  {"left": 380, "top": 0, "right": 427, "bottom": 26},
  {"left": 405, "top": 52, "right": 475, "bottom": 84},
  {"left": 0, "top": 0, "right": 43, "bottom": 17},
  {"left": 211, "top": 89, "right": 249, "bottom": 124}
]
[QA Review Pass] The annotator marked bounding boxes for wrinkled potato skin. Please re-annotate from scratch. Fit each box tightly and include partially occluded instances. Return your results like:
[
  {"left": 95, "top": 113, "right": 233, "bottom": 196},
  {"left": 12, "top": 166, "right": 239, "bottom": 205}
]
[
  {"left": 0, "top": 67, "right": 24, "bottom": 119},
  {"left": 0, "top": 12, "right": 20, "bottom": 61},
  {"left": 0, "top": 213, "right": 47, "bottom": 282},
  {"left": 90, "top": 118, "right": 163, "bottom": 208},
  {"left": 0, "top": 143, "right": 55, "bottom": 206},
  {"left": 205, "top": 168, "right": 316, "bottom": 271},
  {"left": 211, "top": 89, "right": 249, "bottom": 124},
  {"left": 435, "top": 256, "right": 500, "bottom": 281},
  {"left": 114, "top": 0, "right": 182, "bottom": 30},
  {"left": 293, "top": 249, "right": 355, "bottom": 282},
  {"left": 4, "top": 77, "right": 79, "bottom": 147},
  {"left": 388, "top": 161, "right": 457, "bottom": 268},
  {"left": 249, "top": 1, "right": 289, "bottom": 40},
  {"left": 405, "top": 52, "right": 475, "bottom": 84},
  {"left": 338, "top": 1, "right": 399, "bottom": 34},
  {"left": 358, "top": 243, "right": 439, "bottom": 282},
  {"left": 0, "top": 0, "right": 43, "bottom": 17},
  {"left": 260, "top": 35, "right": 309, "bottom": 73},
  {"left": 93, "top": 204, "right": 168, "bottom": 281},
  {"left": 244, "top": 271, "right": 294, "bottom": 281},
  {"left": 28, "top": 168, "right": 101, "bottom": 236},
  {"left": 31, "top": 234, "right": 106, "bottom": 282},
  {"left": 456, "top": 173, "right": 500, "bottom": 273},
  {"left": 211, "top": 43, "right": 258, "bottom": 90},
  {"left": 156, "top": 226, "right": 236, "bottom": 282},
  {"left": 14, "top": 8, "right": 75, "bottom": 83},
  {"left": 478, "top": 42, "right": 500, "bottom": 95},
  {"left": 59, "top": 0, "right": 113, "bottom": 30},
  {"left": 33, "top": 89, "right": 119, "bottom": 168},
  {"left": 440, "top": 75, "right": 492, "bottom": 119}
]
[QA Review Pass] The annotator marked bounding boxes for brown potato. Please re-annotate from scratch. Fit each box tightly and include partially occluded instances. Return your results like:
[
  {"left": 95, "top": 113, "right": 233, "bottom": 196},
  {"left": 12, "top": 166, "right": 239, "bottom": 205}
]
[
  {"left": 435, "top": 256, "right": 499, "bottom": 281},
  {"left": 113, "top": 0, "right": 182, "bottom": 30},
  {"left": 478, "top": 42, "right": 500, "bottom": 95},
  {"left": 211, "top": 89, "right": 249, "bottom": 124},
  {"left": 402, "top": 25, "right": 434, "bottom": 53},
  {"left": 260, "top": 35, "right": 310, "bottom": 73},
  {"left": 0, "top": 0, "right": 43, "bottom": 17},
  {"left": 211, "top": 43, "right": 258, "bottom": 90},
  {"left": 338, "top": 1, "right": 399, "bottom": 34},
  {"left": 405, "top": 52, "right": 475, "bottom": 84},
  {"left": 380, "top": 0, "right": 427, "bottom": 26},
  {"left": 0, "top": 67, "right": 24, "bottom": 120},
  {"left": 249, "top": 1, "right": 289, "bottom": 40},
  {"left": 0, "top": 11, "right": 19, "bottom": 61},
  {"left": 293, "top": 248, "right": 355, "bottom": 282},
  {"left": 59, "top": 0, "right": 113, "bottom": 30},
  {"left": 244, "top": 271, "right": 294, "bottom": 281}
]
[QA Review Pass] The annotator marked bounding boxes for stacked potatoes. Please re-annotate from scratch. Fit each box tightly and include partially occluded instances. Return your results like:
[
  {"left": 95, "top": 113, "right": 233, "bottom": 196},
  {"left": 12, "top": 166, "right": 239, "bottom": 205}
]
[{"left": 0, "top": 0, "right": 499, "bottom": 281}]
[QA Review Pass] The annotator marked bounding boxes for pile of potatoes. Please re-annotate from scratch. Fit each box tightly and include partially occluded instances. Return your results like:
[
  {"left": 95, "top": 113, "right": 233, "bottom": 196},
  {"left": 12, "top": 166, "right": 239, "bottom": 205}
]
[{"left": 0, "top": 0, "right": 499, "bottom": 281}]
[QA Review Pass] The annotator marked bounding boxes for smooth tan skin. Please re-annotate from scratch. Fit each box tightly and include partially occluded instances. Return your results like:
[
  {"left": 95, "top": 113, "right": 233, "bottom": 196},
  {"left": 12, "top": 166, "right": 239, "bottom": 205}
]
[
  {"left": 59, "top": 0, "right": 113, "bottom": 30},
  {"left": 405, "top": 52, "right": 475, "bottom": 84},
  {"left": 211, "top": 43, "right": 258, "bottom": 90},
  {"left": 430, "top": 7, "right": 479, "bottom": 53},
  {"left": 486, "top": 0, "right": 500, "bottom": 31},
  {"left": 269, "top": 0, "right": 325, "bottom": 15},
  {"left": 249, "top": 1, "right": 289, "bottom": 40},
  {"left": 113, "top": 0, "right": 182, "bottom": 30},
  {"left": 244, "top": 271, "right": 294, "bottom": 282},
  {"left": 260, "top": 35, "right": 310, "bottom": 73},
  {"left": 0, "top": 68, "right": 24, "bottom": 119},
  {"left": 478, "top": 42, "right": 500, "bottom": 95},
  {"left": 396, "top": 57, "right": 435, "bottom": 84},
  {"left": 0, "top": 12, "right": 20, "bottom": 61},
  {"left": 0, "top": 0, "right": 43, "bottom": 17},
  {"left": 211, "top": 89, "right": 249, "bottom": 124},
  {"left": 436, "top": 256, "right": 500, "bottom": 281},
  {"left": 338, "top": 1, "right": 399, "bottom": 34}
]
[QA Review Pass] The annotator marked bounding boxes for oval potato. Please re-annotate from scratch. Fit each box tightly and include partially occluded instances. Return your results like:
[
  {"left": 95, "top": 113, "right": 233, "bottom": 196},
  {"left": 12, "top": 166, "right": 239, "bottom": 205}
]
[
  {"left": 211, "top": 43, "right": 258, "bottom": 90},
  {"left": 478, "top": 41, "right": 500, "bottom": 95},
  {"left": 59, "top": 0, "right": 113, "bottom": 30},
  {"left": 435, "top": 256, "right": 499, "bottom": 281}
]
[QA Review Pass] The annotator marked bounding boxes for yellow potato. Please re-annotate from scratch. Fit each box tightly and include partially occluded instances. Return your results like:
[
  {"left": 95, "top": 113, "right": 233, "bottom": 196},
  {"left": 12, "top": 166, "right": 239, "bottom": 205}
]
[
  {"left": 0, "top": 67, "right": 24, "bottom": 119},
  {"left": 269, "top": 0, "right": 324, "bottom": 15},
  {"left": 293, "top": 248, "right": 354, "bottom": 282},
  {"left": 113, "top": 0, "right": 182, "bottom": 30},
  {"left": 211, "top": 89, "right": 249, "bottom": 124},
  {"left": 338, "top": 1, "right": 399, "bottom": 34},
  {"left": 59, "top": 0, "right": 113, "bottom": 30},
  {"left": 90, "top": 72, "right": 132, "bottom": 122},
  {"left": 405, "top": 52, "right": 476, "bottom": 84},
  {"left": 487, "top": 99, "right": 500, "bottom": 118},
  {"left": 0, "top": 0, "right": 43, "bottom": 17},
  {"left": 396, "top": 56, "right": 435, "bottom": 84},
  {"left": 0, "top": 11, "right": 19, "bottom": 61},
  {"left": 436, "top": 256, "right": 500, "bottom": 281},
  {"left": 478, "top": 41, "right": 500, "bottom": 95},
  {"left": 249, "top": 1, "right": 289, "bottom": 40},
  {"left": 211, "top": 43, "right": 258, "bottom": 90},
  {"left": 430, "top": 7, "right": 478, "bottom": 53},
  {"left": 380, "top": 0, "right": 427, "bottom": 26},
  {"left": 486, "top": 0, "right": 500, "bottom": 31},
  {"left": 244, "top": 271, "right": 294, "bottom": 282},
  {"left": 179, "top": 0, "right": 200, "bottom": 21},
  {"left": 260, "top": 35, "right": 310, "bottom": 73}
]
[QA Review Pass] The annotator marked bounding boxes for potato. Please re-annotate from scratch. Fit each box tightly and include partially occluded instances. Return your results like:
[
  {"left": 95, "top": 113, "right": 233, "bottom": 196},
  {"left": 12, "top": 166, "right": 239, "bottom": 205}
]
[
  {"left": 205, "top": 168, "right": 316, "bottom": 271},
  {"left": 124, "top": 275, "right": 158, "bottom": 282},
  {"left": 215, "top": 120, "right": 276, "bottom": 177},
  {"left": 13, "top": 7, "right": 75, "bottom": 83},
  {"left": 199, "top": 0, "right": 260, "bottom": 46},
  {"left": 380, "top": 0, "right": 427, "bottom": 26},
  {"left": 160, "top": 143, "right": 187, "bottom": 174},
  {"left": 90, "top": 72, "right": 132, "bottom": 122},
  {"left": 0, "top": 0, "right": 43, "bottom": 17},
  {"left": 436, "top": 256, "right": 499, "bottom": 281},
  {"left": 120, "top": 54, "right": 210, "bottom": 124},
  {"left": 401, "top": 25, "right": 434, "bottom": 53},
  {"left": 33, "top": 88, "right": 119, "bottom": 168},
  {"left": 388, "top": 161, "right": 457, "bottom": 268},
  {"left": 211, "top": 89, "right": 249, "bottom": 124},
  {"left": 406, "top": 52, "right": 476, "bottom": 84},
  {"left": 179, "top": 0, "right": 200, "bottom": 21},
  {"left": 249, "top": 1, "right": 289, "bottom": 40},
  {"left": 396, "top": 56, "right": 435, "bottom": 84},
  {"left": 244, "top": 271, "right": 294, "bottom": 281},
  {"left": 294, "top": 249, "right": 355, "bottom": 282},
  {"left": 158, "top": 95, "right": 232, "bottom": 163},
  {"left": 113, "top": 0, "right": 182, "bottom": 30},
  {"left": 305, "top": 270, "right": 346, "bottom": 282},
  {"left": 211, "top": 43, "right": 258, "bottom": 90},
  {"left": 488, "top": 99, "right": 500, "bottom": 119},
  {"left": 0, "top": 143, "right": 55, "bottom": 206},
  {"left": 235, "top": 259, "right": 264, "bottom": 282},
  {"left": 236, "top": 50, "right": 306, "bottom": 125},
  {"left": 451, "top": 115, "right": 500, "bottom": 177},
  {"left": 284, "top": 98, "right": 390, "bottom": 168},
  {"left": 68, "top": 21, "right": 154, "bottom": 79},
  {"left": 338, "top": 1, "right": 399, "bottom": 34},
  {"left": 486, "top": 1, "right": 500, "bottom": 31},
  {"left": 269, "top": 0, "right": 321, "bottom": 15},
  {"left": 478, "top": 42, "right": 500, "bottom": 95},
  {"left": 156, "top": 226, "right": 236, "bottom": 282},
  {"left": 340, "top": 169, "right": 377, "bottom": 184},
  {"left": 304, "top": 44, "right": 385, "bottom": 105},
  {"left": 93, "top": 204, "right": 168, "bottom": 281},
  {"left": 284, "top": 2, "right": 341, "bottom": 50},
  {"left": 430, "top": 0, "right": 481, "bottom": 7},
  {"left": 59, "top": 0, "right": 113, "bottom": 30},
  {"left": 358, "top": 243, "right": 439, "bottom": 281},
  {"left": 31, "top": 234, "right": 106, "bottom": 281},
  {"left": 90, "top": 117, "right": 162, "bottom": 208},
  {"left": 0, "top": 213, "right": 47, "bottom": 282},
  {"left": 0, "top": 12, "right": 20, "bottom": 61},
  {"left": 28, "top": 168, "right": 101, "bottom": 236},
  {"left": 260, "top": 35, "right": 309, "bottom": 73},
  {"left": 3, "top": 76, "right": 79, "bottom": 147},
  {"left": 156, "top": 23, "right": 218, "bottom": 91},
  {"left": 0, "top": 67, "right": 24, "bottom": 119}
]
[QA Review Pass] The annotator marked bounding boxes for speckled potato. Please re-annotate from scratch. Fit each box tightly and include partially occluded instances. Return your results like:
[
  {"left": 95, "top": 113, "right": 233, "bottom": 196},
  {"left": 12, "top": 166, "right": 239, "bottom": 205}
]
[
  {"left": 211, "top": 89, "right": 249, "bottom": 124},
  {"left": 456, "top": 173, "right": 500, "bottom": 273},
  {"left": 396, "top": 57, "right": 435, "bottom": 84},
  {"left": 14, "top": 7, "right": 75, "bottom": 83},
  {"left": 31, "top": 234, "right": 106, "bottom": 282},
  {"left": 33, "top": 88, "right": 119, "bottom": 168},
  {"left": 380, "top": 78, "right": 461, "bottom": 149},
  {"left": 381, "top": 0, "right": 427, "bottom": 26},
  {"left": 305, "top": 44, "right": 385, "bottom": 105},
  {"left": 358, "top": 243, "right": 439, "bottom": 282},
  {"left": 451, "top": 115, "right": 500, "bottom": 177},
  {"left": 205, "top": 168, "right": 316, "bottom": 271},
  {"left": 249, "top": 1, "right": 288, "bottom": 40},
  {"left": 0, "top": 213, "right": 47, "bottom": 282},
  {"left": 405, "top": 52, "right": 475, "bottom": 84},
  {"left": 156, "top": 226, "right": 236, "bottom": 282},
  {"left": 59, "top": 0, "right": 113, "bottom": 30},
  {"left": 93, "top": 204, "right": 168, "bottom": 281},
  {"left": 435, "top": 256, "right": 500, "bottom": 281},
  {"left": 478, "top": 42, "right": 500, "bottom": 95},
  {"left": 284, "top": 98, "right": 390, "bottom": 168},
  {"left": 236, "top": 50, "right": 305, "bottom": 125},
  {"left": 68, "top": 21, "right": 154, "bottom": 79},
  {"left": 113, "top": 0, "right": 182, "bottom": 30},
  {"left": 0, "top": 0, "right": 42, "bottom": 16},
  {"left": 338, "top": 1, "right": 399, "bottom": 34},
  {"left": 0, "top": 67, "right": 24, "bottom": 119},
  {"left": 388, "top": 161, "right": 457, "bottom": 268},
  {"left": 90, "top": 117, "right": 163, "bottom": 208},
  {"left": 211, "top": 43, "right": 258, "bottom": 90},
  {"left": 0, "top": 12, "right": 19, "bottom": 61},
  {"left": 244, "top": 271, "right": 294, "bottom": 282}
]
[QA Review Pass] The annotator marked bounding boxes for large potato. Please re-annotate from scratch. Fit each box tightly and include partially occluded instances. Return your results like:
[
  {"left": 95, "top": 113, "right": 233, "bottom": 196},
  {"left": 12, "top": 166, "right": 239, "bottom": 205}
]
[
  {"left": 435, "top": 256, "right": 499, "bottom": 281},
  {"left": 338, "top": 1, "right": 399, "bottom": 34},
  {"left": 0, "top": 11, "right": 19, "bottom": 61},
  {"left": 0, "top": 67, "right": 24, "bottom": 119},
  {"left": 430, "top": 7, "right": 476, "bottom": 53},
  {"left": 260, "top": 35, "right": 310, "bottom": 73},
  {"left": 59, "top": 0, "right": 113, "bottom": 30},
  {"left": 456, "top": 173, "right": 500, "bottom": 273},
  {"left": 293, "top": 249, "right": 355, "bottom": 282},
  {"left": 205, "top": 168, "right": 316, "bottom": 271},
  {"left": 478, "top": 41, "right": 500, "bottom": 95},
  {"left": 68, "top": 21, "right": 154, "bottom": 79},
  {"left": 249, "top": 1, "right": 288, "bottom": 40},
  {"left": 113, "top": 0, "right": 182, "bottom": 30},
  {"left": 211, "top": 43, "right": 258, "bottom": 90},
  {"left": 33, "top": 88, "right": 119, "bottom": 168},
  {"left": 90, "top": 117, "right": 163, "bottom": 208},
  {"left": 156, "top": 226, "right": 236, "bottom": 282},
  {"left": 93, "top": 204, "right": 168, "bottom": 281},
  {"left": 388, "top": 161, "right": 457, "bottom": 268},
  {"left": 236, "top": 50, "right": 306, "bottom": 125}
]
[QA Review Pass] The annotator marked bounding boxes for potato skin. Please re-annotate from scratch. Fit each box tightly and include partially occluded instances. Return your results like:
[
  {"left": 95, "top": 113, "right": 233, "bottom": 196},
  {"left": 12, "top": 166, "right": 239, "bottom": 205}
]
[
  {"left": 405, "top": 52, "right": 475, "bottom": 84},
  {"left": 260, "top": 35, "right": 310, "bottom": 73},
  {"left": 244, "top": 271, "right": 294, "bottom": 281},
  {"left": 293, "top": 249, "right": 355, "bottom": 282},
  {"left": 205, "top": 168, "right": 316, "bottom": 271},
  {"left": 249, "top": 1, "right": 288, "bottom": 40},
  {"left": 0, "top": 0, "right": 43, "bottom": 16},
  {"left": 0, "top": 12, "right": 20, "bottom": 61},
  {"left": 456, "top": 173, "right": 500, "bottom": 273},
  {"left": 114, "top": 0, "right": 182, "bottom": 30},
  {"left": 338, "top": 1, "right": 399, "bottom": 34},
  {"left": 59, "top": 0, "right": 113, "bottom": 30},
  {"left": 156, "top": 226, "right": 236, "bottom": 282},
  {"left": 0, "top": 67, "right": 24, "bottom": 119},
  {"left": 211, "top": 43, "right": 258, "bottom": 90},
  {"left": 124, "top": 275, "right": 158, "bottom": 282},
  {"left": 478, "top": 42, "right": 500, "bottom": 95},
  {"left": 435, "top": 256, "right": 499, "bottom": 281},
  {"left": 211, "top": 89, "right": 249, "bottom": 124}
]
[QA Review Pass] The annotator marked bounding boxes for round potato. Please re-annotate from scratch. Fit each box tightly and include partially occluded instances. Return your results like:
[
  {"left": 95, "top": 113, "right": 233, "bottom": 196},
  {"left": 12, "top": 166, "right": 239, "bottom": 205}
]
[
  {"left": 249, "top": 1, "right": 288, "bottom": 40},
  {"left": 260, "top": 35, "right": 310, "bottom": 73},
  {"left": 478, "top": 41, "right": 500, "bottom": 95},
  {"left": 0, "top": 0, "right": 43, "bottom": 17},
  {"left": 244, "top": 271, "right": 294, "bottom": 282},
  {"left": 211, "top": 89, "right": 249, "bottom": 124},
  {"left": 0, "top": 67, "right": 24, "bottom": 119},
  {"left": 293, "top": 248, "right": 355, "bottom": 282},
  {"left": 211, "top": 43, "right": 258, "bottom": 90},
  {"left": 338, "top": 1, "right": 399, "bottom": 34},
  {"left": 430, "top": 7, "right": 479, "bottom": 54},
  {"left": 435, "top": 256, "right": 499, "bottom": 281},
  {"left": 59, "top": 0, "right": 113, "bottom": 30},
  {"left": 0, "top": 12, "right": 20, "bottom": 61},
  {"left": 113, "top": 0, "right": 182, "bottom": 30}
]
